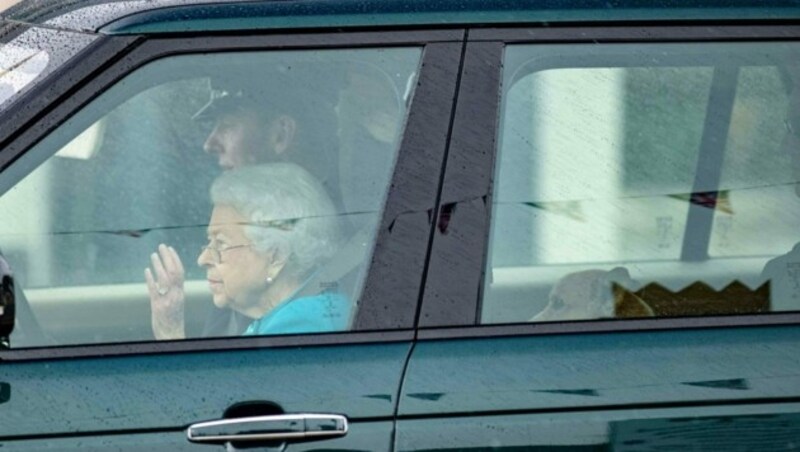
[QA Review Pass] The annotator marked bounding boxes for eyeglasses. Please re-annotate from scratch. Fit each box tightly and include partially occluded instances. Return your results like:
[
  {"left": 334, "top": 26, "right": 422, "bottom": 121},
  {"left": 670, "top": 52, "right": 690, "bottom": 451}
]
[
  {"left": 200, "top": 243, "right": 253, "bottom": 264},
  {"left": 260, "top": 218, "right": 299, "bottom": 231}
]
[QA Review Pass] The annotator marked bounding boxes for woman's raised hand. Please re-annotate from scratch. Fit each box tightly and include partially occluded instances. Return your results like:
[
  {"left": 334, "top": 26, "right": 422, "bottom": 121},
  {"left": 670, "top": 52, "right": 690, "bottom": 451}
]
[{"left": 145, "top": 244, "right": 186, "bottom": 340}]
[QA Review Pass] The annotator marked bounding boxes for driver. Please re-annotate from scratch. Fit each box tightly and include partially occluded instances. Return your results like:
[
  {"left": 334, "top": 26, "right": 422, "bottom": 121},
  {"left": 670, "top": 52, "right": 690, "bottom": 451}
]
[{"left": 196, "top": 70, "right": 337, "bottom": 182}]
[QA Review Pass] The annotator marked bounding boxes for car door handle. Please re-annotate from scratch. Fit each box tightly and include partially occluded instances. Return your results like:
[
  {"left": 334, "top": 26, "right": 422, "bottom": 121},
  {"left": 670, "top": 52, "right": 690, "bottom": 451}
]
[{"left": 186, "top": 413, "right": 348, "bottom": 444}]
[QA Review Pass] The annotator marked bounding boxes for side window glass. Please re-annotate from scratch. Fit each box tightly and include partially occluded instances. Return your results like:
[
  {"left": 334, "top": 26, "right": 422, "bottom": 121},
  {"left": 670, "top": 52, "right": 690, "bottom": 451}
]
[
  {"left": 1, "top": 48, "right": 421, "bottom": 347},
  {"left": 482, "top": 43, "right": 800, "bottom": 324}
]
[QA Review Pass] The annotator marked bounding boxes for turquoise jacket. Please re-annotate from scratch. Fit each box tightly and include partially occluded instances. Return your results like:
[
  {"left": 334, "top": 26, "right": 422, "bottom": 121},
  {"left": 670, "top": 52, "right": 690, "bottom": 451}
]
[{"left": 243, "top": 292, "right": 351, "bottom": 335}]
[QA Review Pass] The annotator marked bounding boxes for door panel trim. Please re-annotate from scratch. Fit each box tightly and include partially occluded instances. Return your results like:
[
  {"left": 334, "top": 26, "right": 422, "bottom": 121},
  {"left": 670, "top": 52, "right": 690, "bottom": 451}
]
[
  {"left": 416, "top": 313, "right": 800, "bottom": 341},
  {"left": 0, "top": 330, "right": 414, "bottom": 362}
]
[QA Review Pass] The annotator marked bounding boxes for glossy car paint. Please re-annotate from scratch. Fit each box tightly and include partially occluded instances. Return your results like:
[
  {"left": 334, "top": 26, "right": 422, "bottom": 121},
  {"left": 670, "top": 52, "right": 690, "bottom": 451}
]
[
  {"left": 401, "top": 327, "right": 800, "bottom": 417},
  {"left": 1, "top": 343, "right": 409, "bottom": 443},
  {"left": 397, "top": 403, "right": 800, "bottom": 450}
]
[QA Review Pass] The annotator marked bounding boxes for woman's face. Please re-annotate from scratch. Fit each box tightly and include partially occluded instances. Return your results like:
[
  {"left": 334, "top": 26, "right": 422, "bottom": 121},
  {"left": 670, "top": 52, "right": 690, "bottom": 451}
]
[{"left": 197, "top": 204, "right": 273, "bottom": 316}]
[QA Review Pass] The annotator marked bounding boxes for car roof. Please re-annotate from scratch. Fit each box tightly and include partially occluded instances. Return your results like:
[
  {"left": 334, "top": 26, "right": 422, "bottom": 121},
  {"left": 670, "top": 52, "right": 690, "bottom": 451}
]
[{"left": 2, "top": 0, "right": 800, "bottom": 35}]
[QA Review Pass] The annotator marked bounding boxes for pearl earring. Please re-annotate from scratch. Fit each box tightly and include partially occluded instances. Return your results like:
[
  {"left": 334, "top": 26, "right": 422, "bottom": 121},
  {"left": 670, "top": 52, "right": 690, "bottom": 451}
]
[{"left": 266, "top": 276, "right": 273, "bottom": 284}]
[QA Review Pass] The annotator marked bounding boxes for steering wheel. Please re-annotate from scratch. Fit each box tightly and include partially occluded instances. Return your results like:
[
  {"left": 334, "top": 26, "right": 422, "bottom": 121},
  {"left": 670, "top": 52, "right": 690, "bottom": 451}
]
[
  {"left": 0, "top": 253, "right": 50, "bottom": 347},
  {"left": 12, "top": 284, "right": 51, "bottom": 347}
]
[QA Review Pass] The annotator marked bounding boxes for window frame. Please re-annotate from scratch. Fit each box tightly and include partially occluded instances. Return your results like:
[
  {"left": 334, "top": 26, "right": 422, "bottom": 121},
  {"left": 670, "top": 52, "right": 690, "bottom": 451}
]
[
  {"left": 0, "top": 28, "right": 465, "bottom": 361},
  {"left": 418, "top": 23, "right": 800, "bottom": 338}
]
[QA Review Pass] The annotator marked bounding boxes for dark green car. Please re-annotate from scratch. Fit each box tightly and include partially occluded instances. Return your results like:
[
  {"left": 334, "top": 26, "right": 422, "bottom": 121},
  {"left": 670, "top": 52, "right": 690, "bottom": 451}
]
[{"left": 2, "top": 0, "right": 800, "bottom": 450}]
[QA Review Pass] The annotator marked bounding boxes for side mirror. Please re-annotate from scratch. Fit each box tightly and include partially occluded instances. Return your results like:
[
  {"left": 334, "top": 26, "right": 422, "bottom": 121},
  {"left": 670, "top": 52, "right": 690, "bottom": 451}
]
[{"left": 0, "top": 255, "right": 15, "bottom": 348}]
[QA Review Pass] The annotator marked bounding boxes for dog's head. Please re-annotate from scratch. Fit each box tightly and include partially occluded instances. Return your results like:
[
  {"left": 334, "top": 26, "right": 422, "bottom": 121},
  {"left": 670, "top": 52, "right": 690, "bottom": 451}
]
[{"left": 531, "top": 267, "right": 653, "bottom": 322}]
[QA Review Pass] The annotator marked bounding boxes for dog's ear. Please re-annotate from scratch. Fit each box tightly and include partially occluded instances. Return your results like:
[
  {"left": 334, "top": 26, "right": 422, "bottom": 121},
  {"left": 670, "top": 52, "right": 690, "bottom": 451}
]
[
  {"left": 607, "top": 266, "right": 633, "bottom": 284},
  {"left": 612, "top": 282, "right": 655, "bottom": 318}
]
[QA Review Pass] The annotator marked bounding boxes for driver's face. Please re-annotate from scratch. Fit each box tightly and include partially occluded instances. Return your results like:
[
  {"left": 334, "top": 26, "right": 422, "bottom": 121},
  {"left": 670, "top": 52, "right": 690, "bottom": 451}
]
[{"left": 203, "top": 108, "right": 270, "bottom": 170}]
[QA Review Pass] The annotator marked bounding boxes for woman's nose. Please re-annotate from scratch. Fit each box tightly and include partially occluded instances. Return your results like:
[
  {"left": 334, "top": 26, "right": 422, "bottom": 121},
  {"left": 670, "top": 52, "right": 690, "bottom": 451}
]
[{"left": 197, "top": 247, "right": 214, "bottom": 267}]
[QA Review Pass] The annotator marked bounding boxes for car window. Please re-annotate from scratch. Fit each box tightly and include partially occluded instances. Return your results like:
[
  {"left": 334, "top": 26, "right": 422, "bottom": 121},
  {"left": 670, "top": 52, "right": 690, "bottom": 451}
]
[
  {"left": 0, "top": 47, "right": 421, "bottom": 347},
  {"left": 482, "top": 42, "right": 800, "bottom": 324}
]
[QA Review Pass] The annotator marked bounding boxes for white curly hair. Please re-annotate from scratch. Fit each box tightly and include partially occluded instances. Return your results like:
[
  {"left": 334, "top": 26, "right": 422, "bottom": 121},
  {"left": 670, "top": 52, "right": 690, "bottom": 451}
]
[{"left": 210, "top": 163, "right": 342, "bottom": 275}]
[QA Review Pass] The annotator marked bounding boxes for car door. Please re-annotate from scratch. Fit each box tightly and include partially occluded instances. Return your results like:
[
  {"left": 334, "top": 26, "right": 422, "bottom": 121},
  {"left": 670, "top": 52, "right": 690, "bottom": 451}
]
[
  {"left": 397, "top": 24, "right": 800, "bottom": 450},
  {"left": 0, "top": 28, "right": 464, "bottom": 450}
]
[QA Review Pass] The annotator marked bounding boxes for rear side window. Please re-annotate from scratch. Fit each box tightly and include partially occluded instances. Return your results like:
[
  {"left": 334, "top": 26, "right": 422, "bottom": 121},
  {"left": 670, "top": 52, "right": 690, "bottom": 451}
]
[
  {"left": 0, "top": 47, "right": 421, "bottom": 347},
  {"left": 482, "top": 42, "right": 800, "bottom": 324}
]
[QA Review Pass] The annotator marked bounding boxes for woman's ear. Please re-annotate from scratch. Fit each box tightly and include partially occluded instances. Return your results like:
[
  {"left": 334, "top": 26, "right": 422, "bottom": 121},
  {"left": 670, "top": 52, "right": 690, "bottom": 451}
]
[
  {"left": 264, "top": 245, "right": 291, "bottom": 283},
  {"left": 267, "top": 115, "right": 297, "bottom": 156}
]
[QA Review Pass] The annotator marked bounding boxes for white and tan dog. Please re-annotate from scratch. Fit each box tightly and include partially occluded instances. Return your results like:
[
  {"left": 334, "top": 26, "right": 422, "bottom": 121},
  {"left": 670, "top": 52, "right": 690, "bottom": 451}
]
[{"left": 531, "top": 267, "right": 654, "bottom": 322}]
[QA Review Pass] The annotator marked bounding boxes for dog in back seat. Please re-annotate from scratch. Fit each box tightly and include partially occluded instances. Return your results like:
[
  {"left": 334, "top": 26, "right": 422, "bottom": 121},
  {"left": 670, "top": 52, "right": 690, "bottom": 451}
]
[{"left": 530, "top": 267, "right": 654, "bottom": 322}]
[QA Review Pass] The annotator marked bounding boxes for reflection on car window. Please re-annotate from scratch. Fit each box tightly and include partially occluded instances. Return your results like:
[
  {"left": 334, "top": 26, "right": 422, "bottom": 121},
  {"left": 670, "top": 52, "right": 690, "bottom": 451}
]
[
  {"left": 0, "top": 26, "right": 96, "bottom": 110},
  {"left": 0, "top": 47, "right": 421, "bottom": 347},
  {"left": 482, "top": 42, "right": 800, "bottom": 324},
  {"left": 0, "top": 41, "right": 48, "bottom": 105}
]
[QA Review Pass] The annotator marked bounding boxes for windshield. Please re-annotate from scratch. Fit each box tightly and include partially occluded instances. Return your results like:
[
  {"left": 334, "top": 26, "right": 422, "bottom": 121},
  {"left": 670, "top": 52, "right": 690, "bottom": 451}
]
[
  {"left": 0, "top": 22, "right": 96, "bottom": 113},
  {"left": 0, "top": 36, "right": 49, "bottom": 106}
]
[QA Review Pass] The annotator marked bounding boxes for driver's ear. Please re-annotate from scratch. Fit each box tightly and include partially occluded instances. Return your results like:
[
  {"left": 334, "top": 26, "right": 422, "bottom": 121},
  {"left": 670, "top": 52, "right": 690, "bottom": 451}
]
[{"left": 268, "top": 115, "right": 297, "bottom": 155}]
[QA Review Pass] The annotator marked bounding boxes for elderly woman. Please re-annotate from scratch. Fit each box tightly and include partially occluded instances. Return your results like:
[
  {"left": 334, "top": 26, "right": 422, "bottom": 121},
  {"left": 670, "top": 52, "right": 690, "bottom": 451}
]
[{"left": 145, "top": 163, "right": 347, "bottom": 339}]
